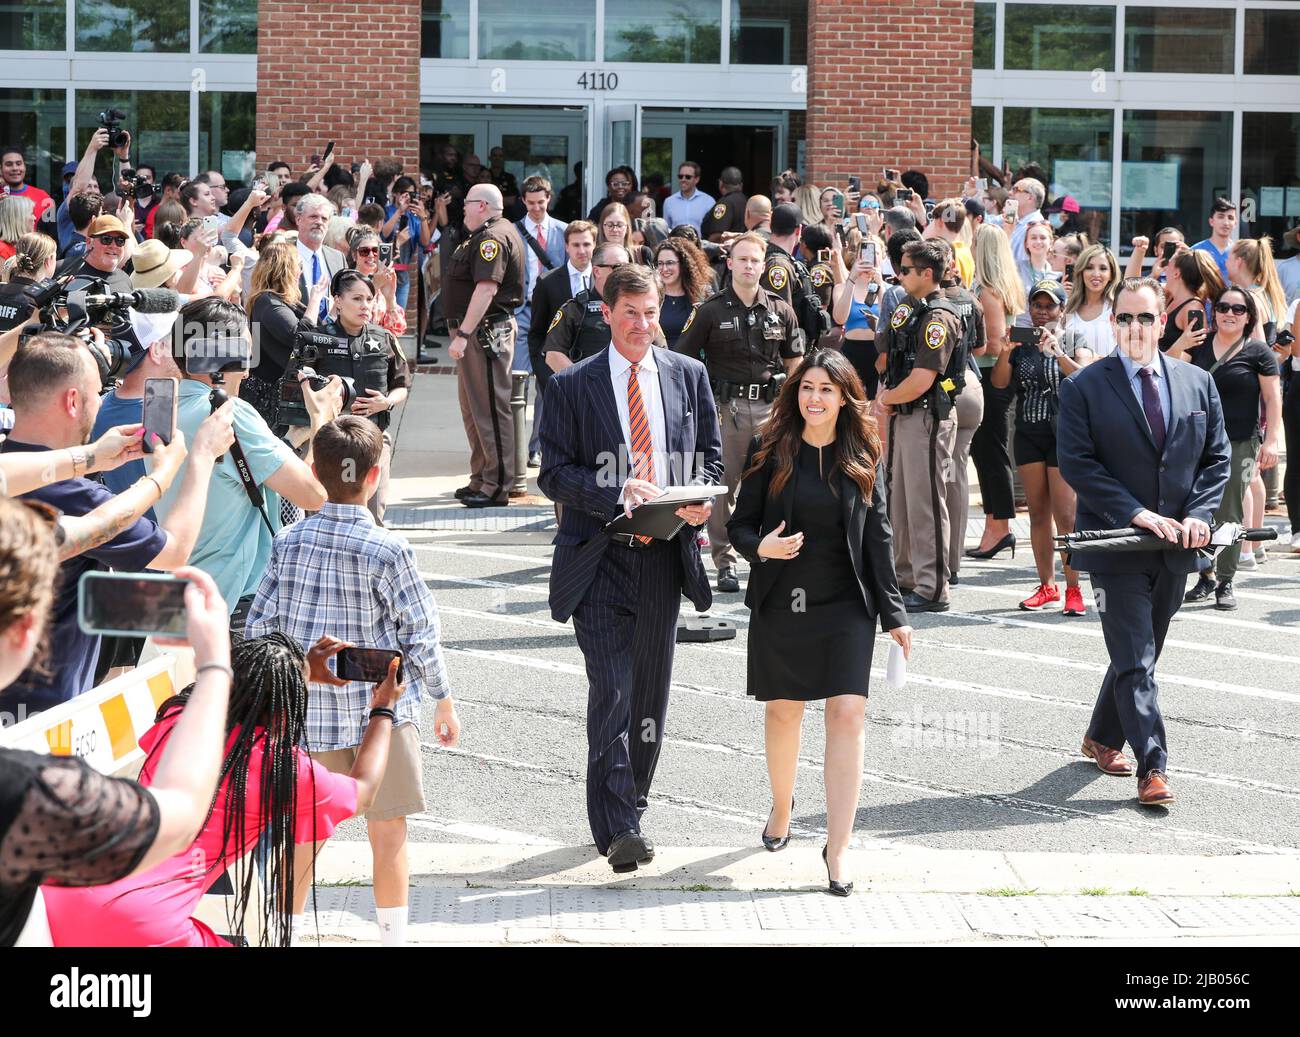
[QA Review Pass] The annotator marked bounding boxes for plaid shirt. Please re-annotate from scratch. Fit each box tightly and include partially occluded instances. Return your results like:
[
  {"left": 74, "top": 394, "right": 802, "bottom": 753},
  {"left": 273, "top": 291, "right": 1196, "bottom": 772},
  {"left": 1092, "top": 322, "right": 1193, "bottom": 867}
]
[{"left": 245, "top": 503, "right": 451, "bottom": 752}]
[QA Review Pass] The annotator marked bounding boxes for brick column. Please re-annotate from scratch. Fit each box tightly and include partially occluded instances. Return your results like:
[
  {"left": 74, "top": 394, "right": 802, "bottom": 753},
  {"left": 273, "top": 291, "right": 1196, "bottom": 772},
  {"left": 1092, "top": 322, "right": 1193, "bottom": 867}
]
[
  {"left": 255, "top": 0, "right": 421, "bottom": 179},
  {"left": 807, "top": 1, "right": 974, "bottom": 199}
]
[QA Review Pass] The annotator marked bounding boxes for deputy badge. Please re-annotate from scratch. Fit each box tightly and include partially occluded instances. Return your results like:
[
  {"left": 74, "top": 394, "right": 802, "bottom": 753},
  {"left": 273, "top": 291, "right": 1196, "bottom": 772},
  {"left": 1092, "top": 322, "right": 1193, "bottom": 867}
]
[
  {"left": 767, "top": 266, "right": 788, "bottom": 291},
  {"left": 711, "top": 204, "right": 726, "bottom": 221},
  {"left": 810, "top": 265, "right": 830, "bottom": 288},
  {"left": 547, "top": 309, "right": 563, "bottom": 333},
  {"left": 890, "top": 302, "right": 914, "bottom": 330},
  {"left": 479, "top": 239, "right": 500, "bottom": 262},
  {"left": 682, "top": 306, "right": 697, "bottom": 334},
  {"left": 925, "top": 321, "right": 948, "bottom": 350}
]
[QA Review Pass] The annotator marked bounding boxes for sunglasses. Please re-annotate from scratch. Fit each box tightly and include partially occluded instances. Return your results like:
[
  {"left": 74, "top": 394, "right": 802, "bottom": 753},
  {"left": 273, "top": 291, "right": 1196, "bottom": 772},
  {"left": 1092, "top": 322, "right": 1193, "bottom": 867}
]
[
  {"left": 861, "top": 201, "right": 881, "bottom": 210},
  {"left": 354, "top": 246, "right": 379, "bottom": 257},
  {"left": 95, "top": 235, "right": 128, "bottom": 246},
  {"left": 1214, "top": 302, "right": 1249, "bottom": 315},
  {"left": 896, "top": 264, "right": 917, "bottom": 275},
  {"left": 594, "top": 263, "right": 620, "bottom": 271},
  {"left": 678, "top": 174, "right": 696, "bottom": 180},
  {"left": 1114, "top": 312, "right": 1158, "bottom": 326}
]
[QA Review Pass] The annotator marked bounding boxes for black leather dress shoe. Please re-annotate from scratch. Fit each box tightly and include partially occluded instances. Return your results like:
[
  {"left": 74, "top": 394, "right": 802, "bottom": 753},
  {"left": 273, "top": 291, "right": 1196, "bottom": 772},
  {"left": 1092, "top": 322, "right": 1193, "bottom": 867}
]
[
  {"left": 527, "top": 451, "right": 541, "bottom": 468},
  {"left": 454, "top": 485, "right": 475, "bottom": 500},
  {"left": 461, "top": 490, "right": 507, "bottom": 508},
  {"left": 606, "top": 830, "right": 653, "bottom": 873},
  {"left": 716, "top": 567, "right": 740, "bottom": 593},
  {"left": 902, "top": 590, "right": 950, "bottom": 613}
]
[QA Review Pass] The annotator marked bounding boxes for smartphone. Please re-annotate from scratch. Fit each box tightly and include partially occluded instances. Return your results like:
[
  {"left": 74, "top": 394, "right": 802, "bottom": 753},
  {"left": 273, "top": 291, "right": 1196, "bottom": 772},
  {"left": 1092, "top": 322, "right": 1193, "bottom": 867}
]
[
  {"left": 864, "top": 241, "right": 878, "bottom": 267},
  {"left": 896, "top": 188, "right": 914, "bottom": 203},
  {"left": 141, "top": 377, "right": 177, "bottom": 454},
  {"left": 976, "top": 178, "right": 988, "bottom": 191},
  {"left": 252, "top": 178, "right": 268, "bottom": 194},
  {"left": 848, "top": 176, "right": 861, "bottom": 194},
  {"left": 336, "top": 647, "right": 404, "bottom": 684},
  {"left": 1161, "top": 240, "right": 1178, "bottom": 262},
  {"left": 322, "top": 140, "right": 335, "bottom": 162},
  {"left": 1187, "top": 308, "right": 1205, "bottom": 333},
  {"left": 1064, "top": 262, "right": 1075, "bottom": 281},
  {"left": 830, "top": 192, "right": 846, "bottom": 218},
  {"left": 201, "top": 214, "right": 220, "bottom": 238},
  {"left": 264, "top": 172, "right": 281, "bottom": 193},
  {"left": 378, "top": 242, "right": 393, "bottom": 265},
  {"left": 854, "top": 213, "right": 869, "bottom": 235},
  {"left": 78, "top": 572, "right": 190, "bottom": 639},
  {"left": 884, "top": 168, "right": 900, "bottom": 182},
  {"left": 1009, "top": 326, "right": 1042, "bottom": 346},
  {"left": 817, "top": 248, "right": 832, "bottom": 264},
  {"left": 1004, "top": 198, "right": 1019, "bottom": 219}
]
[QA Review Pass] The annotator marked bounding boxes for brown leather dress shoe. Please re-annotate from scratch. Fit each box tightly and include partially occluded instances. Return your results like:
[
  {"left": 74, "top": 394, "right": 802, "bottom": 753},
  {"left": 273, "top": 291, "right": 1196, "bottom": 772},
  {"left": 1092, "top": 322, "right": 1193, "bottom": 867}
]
[
  {"left": 1138, "top": 770, "right": 1175, "bottom": 807},
  {"left": 1081, "top": 736, "right": 1134, "bottom": 776}
]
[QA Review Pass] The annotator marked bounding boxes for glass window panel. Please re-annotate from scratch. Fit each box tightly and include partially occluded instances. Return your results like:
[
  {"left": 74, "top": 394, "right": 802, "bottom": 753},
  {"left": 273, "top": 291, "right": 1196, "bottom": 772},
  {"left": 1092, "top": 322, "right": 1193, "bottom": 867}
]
[
  {"left": 76, "top": 0, "right": 189, "bottom": 53},
  {"left": 1241, "top": 112, "right": 1300, "bottom": 261},
  {"left": 605, "top": 0, "right": 721, "bottom": 64},
  {"left": 641, "top": 136, "right": 675, "bottom": 195},
  {"left": 1124, "top": 7, "right": 1233, "bottom": 75},
  {"left": 200, "top": 0, "right": 258, "bottom": 54},
  {"left": 0, "top": 88, "right": 67, "bottom": 197},
  {"left": 199, "top": 92, "right": 257, "bottom": 189},
  {"left": 972, "top": 106, "right": 994, "bottom": 161},
  {"left": 421, "top": 0, "right": 471, "bottom": 59},
  {"left": 479, "top": 0, "right": 595, "bottom": 61},
  {"left": 76, "top": 90, "right": 191, "bottom": 193},
  {"left": 730, "top": 0, "right": 806, "bottom": 65},
  {"left": 1002, "top": 106, "right": 1112, "bottom": 244},
  {"left": 1244, "top": 10, "right": 1300, "bottom": 76},
  {"left": 972, "top": 3, "right": 995, "bottom": 70},
  {"left": 0, "top": 0, "right": 65, "bottom": 49},
  {"left": 1120, "top": 110, "right": 1233, "bottom": 257},
  {"left": 1003, "top": 4, "right": 1114, "bottom": 72}
]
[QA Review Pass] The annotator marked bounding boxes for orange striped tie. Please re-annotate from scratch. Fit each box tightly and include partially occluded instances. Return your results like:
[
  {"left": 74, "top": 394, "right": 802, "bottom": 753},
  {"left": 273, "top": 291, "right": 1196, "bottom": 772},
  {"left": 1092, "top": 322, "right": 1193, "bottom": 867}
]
[{"left": 626, "top": 362, "right": 654, "bottom": 543}]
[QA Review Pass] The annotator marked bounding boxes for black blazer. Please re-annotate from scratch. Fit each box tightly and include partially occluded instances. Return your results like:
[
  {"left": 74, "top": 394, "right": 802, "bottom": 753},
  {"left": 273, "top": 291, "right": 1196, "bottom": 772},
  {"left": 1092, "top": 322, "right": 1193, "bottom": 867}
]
[
  {"left": 727, "top": 438, "right": 908, "bottom": 632},
  {"left": 528, "top": 264, "right": 580, "bottom": 390}
]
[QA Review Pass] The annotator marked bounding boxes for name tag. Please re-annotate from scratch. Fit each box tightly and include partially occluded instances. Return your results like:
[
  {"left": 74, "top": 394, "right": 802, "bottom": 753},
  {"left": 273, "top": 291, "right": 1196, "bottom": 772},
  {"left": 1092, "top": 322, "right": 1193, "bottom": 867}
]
[{"left": 719, "top": 320, "right": 736, "bottom": 330}]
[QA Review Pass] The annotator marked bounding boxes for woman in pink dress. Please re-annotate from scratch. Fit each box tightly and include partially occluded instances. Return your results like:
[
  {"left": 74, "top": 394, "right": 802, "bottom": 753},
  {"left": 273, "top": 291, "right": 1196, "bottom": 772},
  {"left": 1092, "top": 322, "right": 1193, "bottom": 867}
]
[{"left": 43, "top": 632, "right": 402, "bottom": 947}]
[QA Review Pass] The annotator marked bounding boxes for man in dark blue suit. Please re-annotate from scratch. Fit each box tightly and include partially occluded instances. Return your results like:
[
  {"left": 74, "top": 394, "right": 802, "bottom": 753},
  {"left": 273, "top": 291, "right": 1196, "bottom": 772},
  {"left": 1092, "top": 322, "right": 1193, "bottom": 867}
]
[
  {"left": 1058, "top": 277, "right": 1230, "bottom": 807},
  {"left": 538, "top": 264, "right": 724, "bottom": 871}
]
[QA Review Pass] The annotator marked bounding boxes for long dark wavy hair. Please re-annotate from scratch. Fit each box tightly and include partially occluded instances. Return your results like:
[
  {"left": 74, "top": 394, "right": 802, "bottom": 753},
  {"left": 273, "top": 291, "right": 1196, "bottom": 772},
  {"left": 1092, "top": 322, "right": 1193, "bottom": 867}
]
[
  {"left": 743, "top": 350, "right": 882, "bottom": 500},
  {"left": 145, "top": 632, "right": 314, "bottom": 947}
]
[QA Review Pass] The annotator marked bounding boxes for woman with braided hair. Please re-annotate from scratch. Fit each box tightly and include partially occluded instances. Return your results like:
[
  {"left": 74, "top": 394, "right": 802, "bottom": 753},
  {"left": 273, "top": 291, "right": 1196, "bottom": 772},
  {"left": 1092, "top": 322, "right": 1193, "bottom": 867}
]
[{"left": 43, "top": 632, "right": 401, "bottom": 947}]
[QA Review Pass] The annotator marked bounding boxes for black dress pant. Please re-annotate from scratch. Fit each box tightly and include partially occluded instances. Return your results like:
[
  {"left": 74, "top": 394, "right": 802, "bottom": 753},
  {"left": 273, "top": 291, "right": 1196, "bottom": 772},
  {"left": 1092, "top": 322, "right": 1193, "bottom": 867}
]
[{"left": 970, "top": 377, "right": 1016, "bottom": 520}]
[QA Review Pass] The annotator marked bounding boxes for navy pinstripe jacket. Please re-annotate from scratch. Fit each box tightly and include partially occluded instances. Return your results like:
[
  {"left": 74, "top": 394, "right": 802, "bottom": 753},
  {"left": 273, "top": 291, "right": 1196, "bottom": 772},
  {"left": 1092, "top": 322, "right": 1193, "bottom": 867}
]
[{"left": 538, "top": 345, "right": 724, "bottom": 622}]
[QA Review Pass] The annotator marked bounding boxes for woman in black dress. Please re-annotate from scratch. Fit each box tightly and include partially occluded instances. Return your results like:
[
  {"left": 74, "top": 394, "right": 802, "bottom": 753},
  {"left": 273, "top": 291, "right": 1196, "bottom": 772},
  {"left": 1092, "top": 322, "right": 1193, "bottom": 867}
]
[{"left": 728, "top": 350, "right": 911, "bottom": 896}]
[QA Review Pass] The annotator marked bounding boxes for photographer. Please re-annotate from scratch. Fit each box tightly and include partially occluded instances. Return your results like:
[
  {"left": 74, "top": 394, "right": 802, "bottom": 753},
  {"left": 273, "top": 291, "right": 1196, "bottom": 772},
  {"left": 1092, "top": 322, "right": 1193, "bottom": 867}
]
[
  {"left": 0, "top": 500, "right": 234, "bottom": 947},
  {"left": 158, "top": 297, "right": 337, "bottom": 631},
  {"left": 990, "top": 280, "right": 1085, "bottom": 616},
  {"left": 0, "top": 331, "right": 235, "bottom": 715}
]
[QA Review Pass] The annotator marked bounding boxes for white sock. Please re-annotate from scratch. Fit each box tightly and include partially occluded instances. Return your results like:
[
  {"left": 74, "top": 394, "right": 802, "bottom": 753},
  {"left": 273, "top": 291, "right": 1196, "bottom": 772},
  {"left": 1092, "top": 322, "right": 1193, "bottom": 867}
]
[
  {"left": 288, "top": 913, "right": 305, "bottom": 947},
  {"left": 376, "top": 905, "right": 407, "bottom": 947}
]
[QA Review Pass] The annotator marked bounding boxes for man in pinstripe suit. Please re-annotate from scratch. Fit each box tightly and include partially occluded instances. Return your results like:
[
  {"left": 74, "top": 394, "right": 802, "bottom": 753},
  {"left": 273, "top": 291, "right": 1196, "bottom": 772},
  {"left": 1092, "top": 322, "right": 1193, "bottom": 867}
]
[{"left": 539, "top": 264, "right": 724, "bottom": 872}]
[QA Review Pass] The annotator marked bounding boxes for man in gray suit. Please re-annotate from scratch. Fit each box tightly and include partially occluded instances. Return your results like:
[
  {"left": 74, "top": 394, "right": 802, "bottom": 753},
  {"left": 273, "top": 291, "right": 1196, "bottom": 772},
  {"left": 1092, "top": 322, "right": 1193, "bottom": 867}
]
[{"left": 295, "top": 194, "right": 346, "bottom": 317}]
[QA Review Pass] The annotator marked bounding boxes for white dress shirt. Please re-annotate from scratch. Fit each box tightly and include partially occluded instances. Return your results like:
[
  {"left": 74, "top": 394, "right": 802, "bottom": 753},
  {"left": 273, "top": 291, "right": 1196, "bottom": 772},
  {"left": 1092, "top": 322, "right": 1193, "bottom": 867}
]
[
  {"left": 608, "top": 344, "right": 669, "bottom": 490},
  {"left": 568, "top": 260, "right": 592, "bottom": 297},
  {"left": 522, "top": 215, "right": 560, "bottom": 295}
]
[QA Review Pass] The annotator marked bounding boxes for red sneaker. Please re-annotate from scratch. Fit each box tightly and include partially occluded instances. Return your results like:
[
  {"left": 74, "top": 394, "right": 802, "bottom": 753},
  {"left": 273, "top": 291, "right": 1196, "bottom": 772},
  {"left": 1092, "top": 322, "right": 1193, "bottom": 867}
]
[
  {"left": 1019, "top": 583, "right": 1060, "bottom": 610},
  {"left": 1063, "top": 586, "right": 1086, "bottom": 616}
]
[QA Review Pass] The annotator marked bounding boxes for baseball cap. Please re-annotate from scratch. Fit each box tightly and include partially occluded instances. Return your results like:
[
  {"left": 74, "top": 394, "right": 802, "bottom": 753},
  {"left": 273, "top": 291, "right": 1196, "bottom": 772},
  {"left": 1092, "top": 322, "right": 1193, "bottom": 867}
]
[
  {"left": 963, "top": 198, "right": 986, "bottom": 221},
  {"left": 1030, "top": 279, "right": 1067, "bottom": 305},
  {"left": 770, "top": 203, "right": 804, "bottom": 236},
  {"left": 120, "top": 309, "right": 181, "bottom": 374},
  {"left": 62, "top": 161, "right": 78, "bottom": 178},
  {"left": 86, "top": 214, "right": 128, "bottom": 238}
]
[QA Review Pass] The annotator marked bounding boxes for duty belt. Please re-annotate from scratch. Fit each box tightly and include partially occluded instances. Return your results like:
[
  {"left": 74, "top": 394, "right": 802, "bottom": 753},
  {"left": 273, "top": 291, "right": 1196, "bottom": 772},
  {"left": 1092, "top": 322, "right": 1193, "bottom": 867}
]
[{"left": 712, "top": 379, "right": 777, "bottom": 402}]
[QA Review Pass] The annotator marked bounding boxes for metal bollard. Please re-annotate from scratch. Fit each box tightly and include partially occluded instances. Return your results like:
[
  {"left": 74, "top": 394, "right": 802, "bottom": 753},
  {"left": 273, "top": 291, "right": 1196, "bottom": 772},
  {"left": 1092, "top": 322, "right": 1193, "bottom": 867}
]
[{"left": 511, "top": 372, "right": 530, "bottom": 495}]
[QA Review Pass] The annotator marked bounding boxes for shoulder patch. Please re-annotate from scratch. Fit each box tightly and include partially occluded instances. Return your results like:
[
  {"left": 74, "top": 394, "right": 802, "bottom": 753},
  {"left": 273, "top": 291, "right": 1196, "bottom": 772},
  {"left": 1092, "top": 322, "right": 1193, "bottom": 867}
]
[
  {"left": 890, "top": 302, "right": 913, "bottom": 329},
  {"left": 767, "top": 265, "right": 788, "bottom": 291},
  {"left": 810, "top": 265, "right": 830, "bottom": 288},
  {"left": 682, "top": 306, "right": 698, "bottom": 334},
  {"left": 547, "top": 308, "right": 564, "bottom": 333},
  {"left": 925, "top": 321, "right": 948, "bottom": 350},
  {"left": 479, "top": 238, "right": 500, "bottom": 262},
  {"left": 711, "top": 204, "right": 726, "bottom": 221}
]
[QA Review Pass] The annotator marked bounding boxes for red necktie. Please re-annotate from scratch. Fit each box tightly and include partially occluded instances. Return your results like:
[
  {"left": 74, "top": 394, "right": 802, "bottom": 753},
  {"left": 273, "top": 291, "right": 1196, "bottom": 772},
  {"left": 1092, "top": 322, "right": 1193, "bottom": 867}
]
[
  {"left": 535, "top": 222, "right": 546, "bottom": 251},
  {"left": 626, "top": 362, "right": 654, "bottom": 543}
]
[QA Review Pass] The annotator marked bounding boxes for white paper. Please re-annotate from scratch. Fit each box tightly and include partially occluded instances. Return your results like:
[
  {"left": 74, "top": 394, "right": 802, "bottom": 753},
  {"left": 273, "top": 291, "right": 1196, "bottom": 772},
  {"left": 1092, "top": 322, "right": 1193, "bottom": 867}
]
[
  {"left": 884, "top": 641, "right": 907, "bottom": 691},
  {"left": 1286, "top": 188, "right": 1300, "bottom": 218},
  {"left": 1259, "top": 186, "right": 1286, "bottom": 218}
]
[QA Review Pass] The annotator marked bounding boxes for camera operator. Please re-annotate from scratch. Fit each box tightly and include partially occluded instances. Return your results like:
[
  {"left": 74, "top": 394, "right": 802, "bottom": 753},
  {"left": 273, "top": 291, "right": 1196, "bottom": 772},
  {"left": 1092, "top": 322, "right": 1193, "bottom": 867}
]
[
  {"left": 0, "top": 331, "right": 235, "bottom": 716},
  {"left": 160, "top": 297, "right": 337, "bottom": 632},
  {"left": 0, "top": 234, "right": 55, "bottom": 332}
]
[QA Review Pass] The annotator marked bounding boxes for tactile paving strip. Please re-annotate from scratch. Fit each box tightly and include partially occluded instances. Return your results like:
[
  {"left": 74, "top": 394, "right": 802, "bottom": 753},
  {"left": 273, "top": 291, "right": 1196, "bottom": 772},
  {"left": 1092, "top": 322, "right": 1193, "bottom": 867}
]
[
  {"left": 957, "top": 895, "right": 1182, "bottom": 937},
  {"left": 1157, "top": 896, "right": 1300, "bottom": 931},
  {"left": 385, "top": 506, "right": 556, "bottom": 532},
  {"left": 549, "top": 888, "right": 759, "bottom": 931},
  {"left": 752, "top": 891, "right": 972, "bottom": 937}
]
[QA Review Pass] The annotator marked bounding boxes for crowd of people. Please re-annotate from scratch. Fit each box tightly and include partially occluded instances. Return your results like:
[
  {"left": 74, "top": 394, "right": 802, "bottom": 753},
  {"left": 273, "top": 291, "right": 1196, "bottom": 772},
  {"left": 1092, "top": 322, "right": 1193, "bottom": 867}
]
[{"left": 0, "top": 129, "right": 1297, "bottom": 941}]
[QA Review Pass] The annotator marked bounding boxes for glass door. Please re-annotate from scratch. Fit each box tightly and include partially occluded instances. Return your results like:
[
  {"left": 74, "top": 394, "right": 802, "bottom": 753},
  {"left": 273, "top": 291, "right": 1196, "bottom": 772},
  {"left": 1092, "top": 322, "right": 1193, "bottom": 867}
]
[
  {"left": 490, "top": 117, "right": 585, "bottom": 197},
  {"left": 604, "top": 102, "right": 641, "bottom": 180}
]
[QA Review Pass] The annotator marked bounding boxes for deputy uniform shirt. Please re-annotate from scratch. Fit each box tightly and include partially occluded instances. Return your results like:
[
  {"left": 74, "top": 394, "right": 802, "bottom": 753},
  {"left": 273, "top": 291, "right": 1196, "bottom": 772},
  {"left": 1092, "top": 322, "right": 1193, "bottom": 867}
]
[
  {"left": 700, "top": 190, "right": 747, "bottom": 240},
  {"left": 672, "top": 283, "right": 803, "bottom": 384},
  {"left": 913, "top": 291, "right": 961, "bottom": 376},
  {"left": 807, "top": 261, "right": 835, "bottom": 310},
  {"left": 0, "top": 276, "right": 37, "bottom": 332},
  {"left": 545, "top": 289, "right": 666, "bottom": 363},
  {"left": 763, "top": 244, "right": 798, "bottom": 310},
  {"left": 441, "top": 214, "right": 525, "bottom": 325}
]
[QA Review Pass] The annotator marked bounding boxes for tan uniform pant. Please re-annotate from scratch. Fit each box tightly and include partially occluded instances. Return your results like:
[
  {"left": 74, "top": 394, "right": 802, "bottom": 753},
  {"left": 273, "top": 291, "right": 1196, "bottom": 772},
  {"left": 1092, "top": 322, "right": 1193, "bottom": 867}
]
[
  {"left": 710, "top": 396, "right": 771, "bottom": 572},
  {"left": 888, "top": 407, "right": 957, "bottom": 602},
  {"left": 456, "top": 323, "right": 517, "bottom": 499},
  {"left": 946, "top": 386, "right": 985, "bottom": 576}
]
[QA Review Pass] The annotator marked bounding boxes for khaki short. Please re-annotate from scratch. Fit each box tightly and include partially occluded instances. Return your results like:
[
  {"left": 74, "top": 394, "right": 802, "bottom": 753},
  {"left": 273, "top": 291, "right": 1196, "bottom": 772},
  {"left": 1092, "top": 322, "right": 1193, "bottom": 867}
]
[{"left": 311, "top": 722, "right": 426, "bottom": 822}]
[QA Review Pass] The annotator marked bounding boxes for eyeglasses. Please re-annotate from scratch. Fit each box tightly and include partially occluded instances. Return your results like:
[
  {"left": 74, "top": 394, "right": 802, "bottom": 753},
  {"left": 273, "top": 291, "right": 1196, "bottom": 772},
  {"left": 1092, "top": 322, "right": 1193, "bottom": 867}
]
[
  {"left": 1114, "top": 312, "right": 1158, "bottom": 326},
  {"left": 603, "top": 221, "right": 628, "bottom": 230},
  {"left": 354, "top": 246, "right": 379, "bottom": 257},
  {"left": 95, "top": 235, "right": 128, "bottom": 247},
  {"left": 465, "top": 198, "right": 489, "bottom": 208},
  {"left": 656, "top": 259, "right": 679, "bottom": 268},
  {"left": 594, "top": 263, "right": 620, "bottom": 271},
  {"left": 1214, "top": 302, "right": 1249, "bottom": 315},
  {"left": 609, "top": 180, "right": 632, "bottom": 189}
]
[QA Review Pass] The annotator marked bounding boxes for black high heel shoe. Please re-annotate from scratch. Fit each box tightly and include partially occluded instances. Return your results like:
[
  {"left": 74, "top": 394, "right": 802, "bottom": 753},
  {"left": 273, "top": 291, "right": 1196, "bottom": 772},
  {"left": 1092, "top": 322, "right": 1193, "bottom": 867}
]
[
  {"left": 822, "top": 844, "right": 854, "bottom": 897},
  {"left": 762, "top": 797, "right": 794, "bottom": 852},
  {"left": 965, "top": 532, "right": 1016, "bottom": 560}
]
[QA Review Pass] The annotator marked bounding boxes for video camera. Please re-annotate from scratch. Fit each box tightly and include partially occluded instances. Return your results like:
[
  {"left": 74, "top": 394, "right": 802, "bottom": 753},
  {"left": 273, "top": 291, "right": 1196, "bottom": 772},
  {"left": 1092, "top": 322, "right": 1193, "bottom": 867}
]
[
  {"left": 278, "top": 328, "right": 357, "bottom": 427},
  {"left": 98, "top": 107, "right": 129, "bottom": 150},
  {"left": 20, "top": 276, "right": 180, "bottom": 386}
]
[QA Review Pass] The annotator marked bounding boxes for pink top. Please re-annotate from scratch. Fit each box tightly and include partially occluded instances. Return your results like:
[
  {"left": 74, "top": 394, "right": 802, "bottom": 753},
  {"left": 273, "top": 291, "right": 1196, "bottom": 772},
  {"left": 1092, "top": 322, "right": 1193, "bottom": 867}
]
[{"left": 42, "top": 714, "right": 358, "bottom": 947}]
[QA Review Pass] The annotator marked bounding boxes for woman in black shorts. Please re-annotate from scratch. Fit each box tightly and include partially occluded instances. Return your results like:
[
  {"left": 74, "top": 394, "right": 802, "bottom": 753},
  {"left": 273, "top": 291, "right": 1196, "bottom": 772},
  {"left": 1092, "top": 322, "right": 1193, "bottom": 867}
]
[{"left": 990, "top": 279, "right": 1087, "bottom": 615}]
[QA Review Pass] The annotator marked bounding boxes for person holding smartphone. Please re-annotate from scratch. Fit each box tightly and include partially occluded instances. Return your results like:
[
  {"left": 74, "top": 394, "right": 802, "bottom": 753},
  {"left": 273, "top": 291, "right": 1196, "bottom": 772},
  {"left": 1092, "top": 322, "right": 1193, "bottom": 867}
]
[
  {"left": 1125, "top": 228, "right": 1184, "bottom": 281},
  {"left": 832, "top": 229, "right": 886, "bottom": 397},
  {"left": 990, "top": 280, "right": 1085, "bottom": 615},
  {"left": 346, "top": 227, "right": 406, "bottom": 336},
  {"left": 1157, "top": 250, "right": 1222, "bottom": 358}
]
